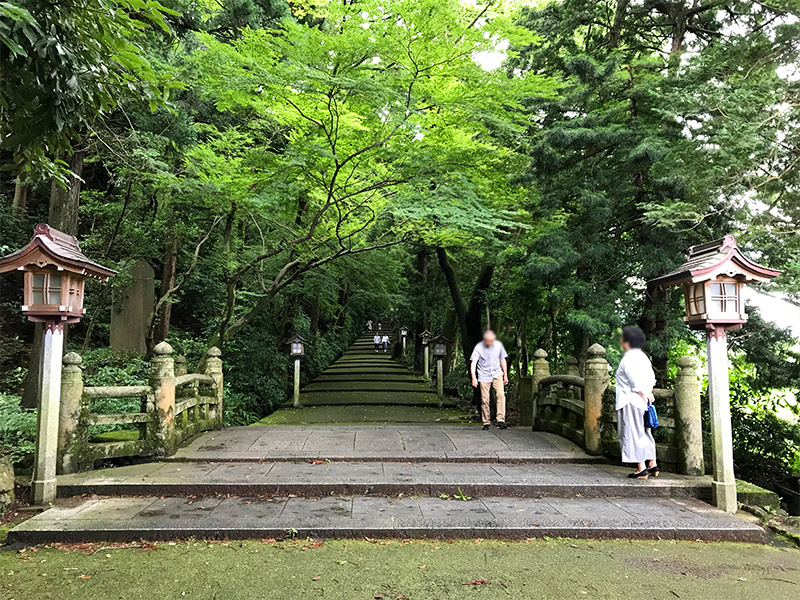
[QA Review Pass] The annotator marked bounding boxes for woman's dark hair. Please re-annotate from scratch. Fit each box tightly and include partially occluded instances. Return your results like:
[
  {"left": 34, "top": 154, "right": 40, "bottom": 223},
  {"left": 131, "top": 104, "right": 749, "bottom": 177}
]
[{"left": 621, "top": 326, "right": 647, "bottom": 349}]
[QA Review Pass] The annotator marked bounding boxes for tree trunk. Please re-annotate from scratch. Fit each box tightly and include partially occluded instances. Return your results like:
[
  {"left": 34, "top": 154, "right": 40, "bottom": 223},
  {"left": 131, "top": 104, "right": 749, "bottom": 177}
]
[
  {"left": 309, "top": 289, "right": 321, "bottom": 334},
  {"left": 49, "top": 151, "right": 84, "bottom": 235},
  {"left": 639, "top": 283, "right": 669, "bottom": 383},
  {"left": 12, "top": 179, "right": 28, "bottom": 216},
  {"left": 154, "top": 234, "right": 179, "bottom": 343},
  {"left": 608, "top": 0, "right": 630, "bottom": 50}
]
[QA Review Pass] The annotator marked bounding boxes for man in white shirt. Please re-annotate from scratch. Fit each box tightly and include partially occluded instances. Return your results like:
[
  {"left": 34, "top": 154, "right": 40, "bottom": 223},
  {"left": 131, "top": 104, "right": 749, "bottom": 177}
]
[
  {"left": 470, "top": 330, "right": 509, "bottom": 430},
  {"left": 381, "top": 334, "right": 389, "bottom": 353},
  {"left": 373, "top": 333, "right": 381, "bottom": 352}
]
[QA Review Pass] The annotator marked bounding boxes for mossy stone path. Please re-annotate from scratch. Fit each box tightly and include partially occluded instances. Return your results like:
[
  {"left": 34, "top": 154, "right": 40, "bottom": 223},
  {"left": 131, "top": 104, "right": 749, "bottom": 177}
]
[{"left": 292, "top": 331, "right": 457, "bottom": 416}]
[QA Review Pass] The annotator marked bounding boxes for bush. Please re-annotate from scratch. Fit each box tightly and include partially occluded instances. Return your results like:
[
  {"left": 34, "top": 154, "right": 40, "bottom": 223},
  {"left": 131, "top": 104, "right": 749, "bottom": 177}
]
[{"left": 0, "top": 393, "right": 36, "bottom": 466}]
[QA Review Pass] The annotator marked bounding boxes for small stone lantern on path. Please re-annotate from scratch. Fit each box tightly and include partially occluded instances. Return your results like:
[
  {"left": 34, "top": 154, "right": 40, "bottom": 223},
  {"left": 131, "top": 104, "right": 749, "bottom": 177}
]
[
  {"left": 0, "top": 224, "right": 116, "bottom": 504},
  {"left": 419, "top": 329, "right": 432, "bottom": 379},
  {"left": 650, "top": 235, "right": 780, "bottom": 513},
  {"left": 400, "top": 326, "right": 409, "bottom": 354},
  {"left": 431, "top": 334, "right": 449, "bottom": 406},
  {"left": 288, "top": 334, "right": 306, "bottom": 408}
]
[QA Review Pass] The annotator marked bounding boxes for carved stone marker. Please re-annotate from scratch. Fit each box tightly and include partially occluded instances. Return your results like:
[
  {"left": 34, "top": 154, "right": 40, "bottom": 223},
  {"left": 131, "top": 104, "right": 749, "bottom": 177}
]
[{"left": 111, "top": 259, "right": 154, "bottom": 354}]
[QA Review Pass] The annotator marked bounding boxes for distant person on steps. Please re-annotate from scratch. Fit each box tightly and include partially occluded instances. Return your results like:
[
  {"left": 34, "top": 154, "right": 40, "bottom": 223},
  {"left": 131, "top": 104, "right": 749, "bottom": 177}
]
[
  {"left": 381, "top": 334, "right": 389, "bottom": 353},
  {"left": 373, "top": 333, "right": 382, "bottom": 352},
  {"left": 470, "top": 330, "right": 508, "bottom": 430},
  {"left": 366, "top": 319, "right": 373, "bottom": 331}
]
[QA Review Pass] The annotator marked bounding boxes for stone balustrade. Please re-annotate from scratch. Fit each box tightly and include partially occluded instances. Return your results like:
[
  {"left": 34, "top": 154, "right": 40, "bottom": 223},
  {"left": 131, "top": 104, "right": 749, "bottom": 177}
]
[
  {"left": 57, "top": 343, "right": 223, "bottom": 473},
  {"left": 520, "top": 345, "right": 704, "bottom": 475}
]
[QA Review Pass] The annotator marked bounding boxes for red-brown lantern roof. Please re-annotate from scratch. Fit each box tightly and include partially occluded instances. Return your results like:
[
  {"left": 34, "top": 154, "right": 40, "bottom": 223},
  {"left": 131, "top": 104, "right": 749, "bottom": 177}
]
[
  {"left": 650, "top": 235, "right": 780, "bottom": 287},
  {"left": 0, "top": 224, "right": 116, "bottom": 280}
]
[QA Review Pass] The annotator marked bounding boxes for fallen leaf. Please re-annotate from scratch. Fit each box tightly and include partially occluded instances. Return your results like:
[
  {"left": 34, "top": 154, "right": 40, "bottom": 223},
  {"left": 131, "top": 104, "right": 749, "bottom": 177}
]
[
  {"left": 396, "top": 595, "right": 406, "bottom": 599},
  {"left": 374, "top": 595, "right": 384, "bottom": 599},
  {"left": 462, "top": 579, "right": 489, "bottom": 586},
  {"left": 79, "top": 575, "right": 91, "bottom": 580},
  {"left": 261, "top": 538, "right": 276, "bottom": 544},
  {"left": 312, "top": 576, "right": 321, "bottom": 581},
  {"left": 418, "top": 564, "right": 426, "bottom": 569},
  {"left": 311, "top": 459, "right": 326, "bottom": 465}
]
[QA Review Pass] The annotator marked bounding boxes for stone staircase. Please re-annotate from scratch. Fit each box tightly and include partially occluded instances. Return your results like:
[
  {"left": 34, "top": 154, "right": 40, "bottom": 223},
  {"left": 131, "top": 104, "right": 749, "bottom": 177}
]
[{"left": 8, "top": 332, "right": 764, "bottom": 544}]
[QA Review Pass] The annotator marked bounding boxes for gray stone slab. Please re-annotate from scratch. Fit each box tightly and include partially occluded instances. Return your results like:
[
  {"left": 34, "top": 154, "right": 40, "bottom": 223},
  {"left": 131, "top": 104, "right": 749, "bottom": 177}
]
[
  {"left": 302, "top": 430, "right": 356, "bottom": 452},
  {"left": 354, "top": 427, "right": 404, "bottom": 452},
  {"left": 10, "top": 495, "right": 765, "bottom": 544}
]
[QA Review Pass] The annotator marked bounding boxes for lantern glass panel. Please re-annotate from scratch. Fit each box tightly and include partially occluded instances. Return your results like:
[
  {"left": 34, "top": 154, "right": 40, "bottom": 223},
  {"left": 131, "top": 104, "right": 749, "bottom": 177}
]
[
  {"left": 686, "top": 283, "right": 705, "bottom": 316},
  {"left": 434, "top": 343, "right": 446, "bottom": 356},
  {"left": 32, "top": 273, "right": 45, "bottom": 304},
  {"left": 291, "top": 342, "right": 303, "bottom": 355},
  {"left": 48, "top": 274, "right": 62, "bottom": 304},
  {"left": 709, "top": 282, "right": 738, "bottom": 314}
]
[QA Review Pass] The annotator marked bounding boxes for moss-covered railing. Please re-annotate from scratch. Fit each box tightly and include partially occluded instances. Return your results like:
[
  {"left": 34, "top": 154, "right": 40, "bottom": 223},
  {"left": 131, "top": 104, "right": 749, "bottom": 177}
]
[
  {"left": 57, "top": 343, "right": 223, "bottom": 473},
  {"left": 519, "top": 344, "right": 704, "bottom": 475}
]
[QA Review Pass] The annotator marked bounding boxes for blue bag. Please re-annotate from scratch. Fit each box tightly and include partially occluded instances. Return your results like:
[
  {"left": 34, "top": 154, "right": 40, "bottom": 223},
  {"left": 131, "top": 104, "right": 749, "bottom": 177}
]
[{"left": 645, "top": 403, "right": 659, "bottom": 429}]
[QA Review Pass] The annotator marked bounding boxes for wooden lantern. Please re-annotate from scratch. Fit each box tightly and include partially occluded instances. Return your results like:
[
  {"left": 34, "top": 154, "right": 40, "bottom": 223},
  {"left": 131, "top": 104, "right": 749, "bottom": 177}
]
[
  {"left": 288, "top": 334, "right": 306, "bottom": 357},
  {"left": 419, "top": 329, "right": 432, "bottom": 346},
  {"left": 649, "top": 235, "right": 780, "bottom": 331},
  {"left": 431, "top": 334, "right": 449, "bottom": 357},
  {"left": 0, "top": 224, "right": 116, "bottom": 324}
]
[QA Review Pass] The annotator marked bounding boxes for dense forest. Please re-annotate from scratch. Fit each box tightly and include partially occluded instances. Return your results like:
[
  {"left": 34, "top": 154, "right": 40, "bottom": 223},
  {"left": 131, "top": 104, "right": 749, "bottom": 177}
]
[{"left": 1, "top": 0, "right": 799, "bottom": 486}]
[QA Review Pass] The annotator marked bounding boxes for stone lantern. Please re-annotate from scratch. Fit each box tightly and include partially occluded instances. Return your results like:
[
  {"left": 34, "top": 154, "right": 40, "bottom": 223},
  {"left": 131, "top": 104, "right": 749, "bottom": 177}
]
[
  {"left": 431, "top": 334, "right": 449, "bottom": 405},
  {"left": 287, "top": 334, "right": 307, "bottom": 408},
  {"left": 399, "top": 326, "right": 409, "bottom": 354},
  {"left": 419, "top": 329, "right": 432, "bottom": 378},
  {"left": 650, "top": 235, "right": 780, "bottom": 512},
  {"left": 0, "top": 224, "right": 116, "bottom": 504}
]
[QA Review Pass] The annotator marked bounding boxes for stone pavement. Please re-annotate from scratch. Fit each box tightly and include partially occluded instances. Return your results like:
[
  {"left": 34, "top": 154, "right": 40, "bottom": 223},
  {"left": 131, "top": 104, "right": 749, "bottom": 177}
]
[
  {"left": 9, "top": 495, "right": 763, "bottom": 544},
  {"left": 169, "top": 426, "right": 593, "bottom": 462},
  {"left": 56, "top": 460, "right": 712, "bottom": 499}
]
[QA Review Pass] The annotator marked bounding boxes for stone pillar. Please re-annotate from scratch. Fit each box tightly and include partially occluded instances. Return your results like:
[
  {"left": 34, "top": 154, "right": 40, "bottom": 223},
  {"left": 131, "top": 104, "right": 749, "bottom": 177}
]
[
  {"left": 528, "top": 349, "right": 550, "bottom": 429},
  {"left": 707, "top": 329, "right": 737, "bottom": 513},
  {"left": 436, "top": 357, "right": 444, "bottom": 407},
  {"left": 565, "top": 357, "right": 579, "bottom": 377},
  {"left": 150, "top": 341, "right": 176, "bottom": 455},
  {"left": 583, "top": 343, "right": 608, "bottom": 456},
  {"left": 423, "top": 345, "right": 430, "bottom": 379},
  {"left": 174, "top": 355, "right": 188, "bottom": 377},
  {"left": 292, "top": 357, "right": 302, "bottom": 408},
  {"left": 0, "top": 456, "right": 13, "bottom": 513},
  {"left": 110, "top": 259, "right": 155, "bottom": 354},
  {"left": 674, "top": 356, "right": 704, "bottom": 476},
  {"left": 58, "top": 352, "right": 84, "bottom": 474},
  {"left": 32, "top": 322, "right": 64, "bottom": 505},
  {"left": 204, "top": 347, "right": 223, "bottom": 426}
]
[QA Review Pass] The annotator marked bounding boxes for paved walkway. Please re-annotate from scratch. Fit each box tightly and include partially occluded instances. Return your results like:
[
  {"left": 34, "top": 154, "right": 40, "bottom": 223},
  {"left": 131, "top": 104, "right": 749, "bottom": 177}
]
[
  {"left": 56, "top": 461, "right": 711, "bottom": 498},
  {"left": 170, "top": 426, "right": 590, "bottom": 462},
  {"left": 9, "top": 495, "right": 762, "bottom": 543}
]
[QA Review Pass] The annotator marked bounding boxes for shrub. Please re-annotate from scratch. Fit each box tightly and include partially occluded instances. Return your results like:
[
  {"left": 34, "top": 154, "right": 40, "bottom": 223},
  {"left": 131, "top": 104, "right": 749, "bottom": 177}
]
[{"left": 0, "top": 393, "right": 36, "bottom": 466}]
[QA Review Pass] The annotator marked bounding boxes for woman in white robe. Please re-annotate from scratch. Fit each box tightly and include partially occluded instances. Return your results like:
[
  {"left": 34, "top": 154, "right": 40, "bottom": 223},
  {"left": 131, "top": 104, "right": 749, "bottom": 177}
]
[{"left": 615, "top": 326, "right": 659, "bottom": 479}]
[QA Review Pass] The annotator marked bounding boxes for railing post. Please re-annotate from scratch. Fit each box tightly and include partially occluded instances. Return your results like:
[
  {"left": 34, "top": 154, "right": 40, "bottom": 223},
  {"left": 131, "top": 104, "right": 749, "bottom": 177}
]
[
  {"left": 205, "top": 346, "right": 224, "bottom": 428},
  {"left": 674, "top": 356, "right": 704, "bottom": 476},
  {"left": 150, "top": 341, "right": 176, "bottom": 455},
  {"left": 174, "top": 355, "right": 188, "bottom": 377},
  {"left": 583, "top": 343, "right": 608, "bottom": 455},
  {"left": 565, "top": 357, "right": 579, "bottom": 377},
  {"left": 58, "top": 352, "right": 84, "bottom": 474},
  {"left": 530, "top": 349, "right": 550, "bottom": 429}
]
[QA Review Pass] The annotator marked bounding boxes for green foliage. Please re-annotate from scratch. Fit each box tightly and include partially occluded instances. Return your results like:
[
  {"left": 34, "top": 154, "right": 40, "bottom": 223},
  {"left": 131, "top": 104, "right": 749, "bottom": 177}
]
[
  {"left": 0, "top": 393, "right": 36, "bottom": 465},
  {"left": 0, "top": 0, "right": 181, "bottom": 179}
]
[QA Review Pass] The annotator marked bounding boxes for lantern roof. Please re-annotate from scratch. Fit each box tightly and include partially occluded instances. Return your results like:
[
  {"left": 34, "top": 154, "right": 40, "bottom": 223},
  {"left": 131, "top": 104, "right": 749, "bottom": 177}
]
[
  {"left": 419, "top": 329, "right": 432, "bottom": 337},
  {"left": 431, "top": 333, "right": 450, "bottom": 344},
  {"left": 287, "top": 333, "right": 307, "bottom": 343},
  {"left": 649, "top": 235, "right": 780, "bottom": 287},
  {"left": 0, "top": 224, "right": 116, "bottom": 280}
]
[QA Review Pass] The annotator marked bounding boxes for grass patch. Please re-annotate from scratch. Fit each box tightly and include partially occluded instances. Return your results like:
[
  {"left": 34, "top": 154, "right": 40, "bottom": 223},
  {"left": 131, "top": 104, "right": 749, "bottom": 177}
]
[
  {"left": 1, "top": 538, "right": 798, "bottom": 599},
  {"left": 89, "top": 430, "right": 141, "bottom": 443}
]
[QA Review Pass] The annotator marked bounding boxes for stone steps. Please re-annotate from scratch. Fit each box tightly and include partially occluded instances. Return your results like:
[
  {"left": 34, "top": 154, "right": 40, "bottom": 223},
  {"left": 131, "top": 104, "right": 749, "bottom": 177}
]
[
  {"left": 302, "top": 382, "right": 434, "bottom": 393},
  {"left": 299, "top": 391, "right": 450, "bottom": 407},
  {"left": 8, "top": 495, "right": 764, "bottom": 544},
  {"left": 54, "top": 461, "right": 712, "bottom": 500}
]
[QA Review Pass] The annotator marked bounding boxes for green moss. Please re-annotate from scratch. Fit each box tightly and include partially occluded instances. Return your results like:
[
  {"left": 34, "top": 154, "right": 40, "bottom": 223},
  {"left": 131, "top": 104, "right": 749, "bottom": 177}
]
[
  {"left": 1, "top": 538, "right": 798, "bottom": 599},
  {"left": 737, "top": 479, "right": 781, "bottom": 510},
  {"left": 89, "top": 430, "right": 141, "bottom": 443},
  {"left": 256, "top": 405, "right": 473, "bottom": 426}
]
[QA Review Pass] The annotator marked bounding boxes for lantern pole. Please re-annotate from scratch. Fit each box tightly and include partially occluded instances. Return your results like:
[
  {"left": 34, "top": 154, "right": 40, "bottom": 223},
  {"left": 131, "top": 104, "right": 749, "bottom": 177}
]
[
  {"left": 436, "top": 356, "right": 444, "bottom": 407},
  {"left": 706, "top": 326, "right": 737, "bottom": 512},
  {"left": 293, "top": 356, "right": 302, "bottom": 408},
  {"left": 423, "top": 344, "right": 430, "bottom": 379},
  {"left": 31, "top": 320, "right": 64, "bottom": 505}
]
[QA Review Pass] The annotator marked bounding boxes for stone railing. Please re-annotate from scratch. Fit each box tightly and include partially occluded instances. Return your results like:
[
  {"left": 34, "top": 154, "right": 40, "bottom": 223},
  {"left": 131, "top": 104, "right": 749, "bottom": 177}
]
[
  {"left": 519, "top": 344, "right": 704, "bottom": 475},
  {"left": 57, "top": 343, "right": 223, "bottom": 473}
]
